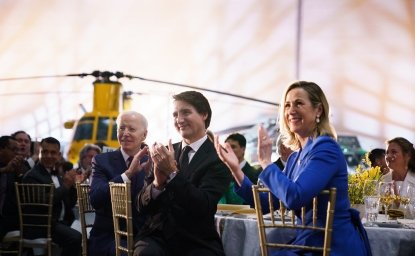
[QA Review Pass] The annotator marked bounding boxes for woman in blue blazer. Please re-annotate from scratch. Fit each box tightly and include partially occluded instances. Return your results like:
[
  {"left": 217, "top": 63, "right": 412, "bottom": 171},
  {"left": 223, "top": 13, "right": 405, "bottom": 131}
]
[{"left": 215, "top": 81, "right": 371, "bottom": 256}]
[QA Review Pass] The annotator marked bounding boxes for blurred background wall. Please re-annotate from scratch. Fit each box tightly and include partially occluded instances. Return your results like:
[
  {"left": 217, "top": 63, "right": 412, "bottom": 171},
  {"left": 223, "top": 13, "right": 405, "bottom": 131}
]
[{"left": 0, "top": 0, "right": 414, "bottom": 156}]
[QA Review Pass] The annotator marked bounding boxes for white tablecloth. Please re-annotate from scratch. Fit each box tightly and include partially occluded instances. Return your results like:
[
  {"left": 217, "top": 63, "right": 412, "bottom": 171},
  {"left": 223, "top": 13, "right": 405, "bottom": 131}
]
[{"left": 215, "top": 214, "right": 415, "bottom": 256}]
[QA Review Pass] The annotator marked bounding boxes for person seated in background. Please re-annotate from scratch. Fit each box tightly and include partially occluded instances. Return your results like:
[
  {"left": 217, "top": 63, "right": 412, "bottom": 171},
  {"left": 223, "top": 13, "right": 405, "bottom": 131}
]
[
  {"left": 215, "top": 81, "right": 371, "bottom": 255},
  {"left": 77, "top": 144, "right": 101, "bottom": 183},
  {"left": 23, "top": 137, "right": 82, "bottom": 256},
  {"left": 88, "top": 111, "right": 151, "bottom": 256},
  {"left": 381, "top": 137, "right": 415, "bottom": 217},
  {"left": 383, "top": 137, "right": 415, "bottom": 183},
  {"left": 368, "top": 148, "right": 389, "bottom": 175},
  {"left": 0, "top": 135, "right": 25, "bottom": 242},
  {"left": 219, "top": 133, "right": 259, "bottom": 204},
  {"left": 11, "top": 130, "right": 39, "bottom": 172}
]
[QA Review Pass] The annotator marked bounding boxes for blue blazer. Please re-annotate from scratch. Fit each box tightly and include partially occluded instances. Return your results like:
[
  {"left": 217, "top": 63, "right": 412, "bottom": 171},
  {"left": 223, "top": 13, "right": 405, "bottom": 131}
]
[
  {"left": 88, "top": 149, "right": 146, "bottom": 256},
  {"left": 235, "top": 136, "right": 371, "bottom": 256}
]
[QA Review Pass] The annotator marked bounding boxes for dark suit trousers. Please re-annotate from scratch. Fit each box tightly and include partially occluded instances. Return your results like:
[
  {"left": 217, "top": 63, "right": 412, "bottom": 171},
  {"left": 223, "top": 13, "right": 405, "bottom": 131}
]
[
  {"left": 134, "top": 233, "right": 225, "bottom": 256},
  {"left": 52, "top": 222, "right": 82, "bottom": 256}
]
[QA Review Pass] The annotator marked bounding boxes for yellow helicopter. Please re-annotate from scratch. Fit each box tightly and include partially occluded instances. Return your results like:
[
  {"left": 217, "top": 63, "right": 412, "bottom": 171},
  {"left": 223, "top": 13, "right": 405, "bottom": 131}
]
[{"left": 63, "top": 71, "right": 133, "bottom": 164}]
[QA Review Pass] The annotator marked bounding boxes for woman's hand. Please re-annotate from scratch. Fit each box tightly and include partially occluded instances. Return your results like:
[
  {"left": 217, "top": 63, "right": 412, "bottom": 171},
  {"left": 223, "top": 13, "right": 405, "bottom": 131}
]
[
  {"left": 258, "top": 124, "right": 273, "bottom": 170},
  {"left": 214, "top": 135, "right": 245, "bottom": 186}
]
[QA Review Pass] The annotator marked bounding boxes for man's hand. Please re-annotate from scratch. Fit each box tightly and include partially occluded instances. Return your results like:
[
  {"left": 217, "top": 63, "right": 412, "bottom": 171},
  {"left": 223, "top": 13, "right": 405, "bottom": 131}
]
[
  {"left": 63, "top": 169, "right": 77, "bottom": 188},
  {"left": 150, "top": 140, "right": 178, "bottom": 177},
  {"left": 124, "top": 146, "right": 151, "bottom": 180},
  {"left": 1, "top": 155, "right": 25, "bottom": 174}
]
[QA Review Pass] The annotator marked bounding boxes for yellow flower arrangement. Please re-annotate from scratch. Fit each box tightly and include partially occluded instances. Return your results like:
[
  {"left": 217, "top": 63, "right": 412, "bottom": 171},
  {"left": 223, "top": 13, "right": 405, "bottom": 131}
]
[{"left": 348, "top": 152, "right": 383, "bottom": 204}]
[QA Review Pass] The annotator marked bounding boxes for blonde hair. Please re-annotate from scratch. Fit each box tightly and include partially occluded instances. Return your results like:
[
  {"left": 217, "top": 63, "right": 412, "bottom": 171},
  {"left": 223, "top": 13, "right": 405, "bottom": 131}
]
[{"left": 279, "top": 81, "right": 336, "bottom": 151}]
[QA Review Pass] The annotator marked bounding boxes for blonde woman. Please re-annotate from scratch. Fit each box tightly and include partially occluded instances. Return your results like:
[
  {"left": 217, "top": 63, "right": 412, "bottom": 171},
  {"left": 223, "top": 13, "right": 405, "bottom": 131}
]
[{"left": 216, "top": 81, "right": 371, "bottom": 256}]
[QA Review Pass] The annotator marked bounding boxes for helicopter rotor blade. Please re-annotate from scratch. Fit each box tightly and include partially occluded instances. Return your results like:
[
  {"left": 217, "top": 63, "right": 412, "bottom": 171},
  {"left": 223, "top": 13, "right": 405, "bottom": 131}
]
[
  {"left": 0, "top": 71, "right": 108, "bottom": 81},
  {"left": 0, "top": 74, "right": 78, "bottom": 81},
  {"left": 123, "top": 73, "right": 279, "bottom": 107},
  {"left": 0, "top": 70, "right": 279, "bottom": 107}
]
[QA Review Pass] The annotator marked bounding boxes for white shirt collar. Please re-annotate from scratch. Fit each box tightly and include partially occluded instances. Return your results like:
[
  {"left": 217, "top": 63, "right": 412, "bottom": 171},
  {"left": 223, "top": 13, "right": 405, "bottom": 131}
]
[
  {"left": 239, "top": 160, "right": 247, "bottom": 169},
  {"left": 120, "top": 148, "right": 130, "bottom": 162},
  {"left": 181, "top": 135, "right": 207, "bottom": 153}
]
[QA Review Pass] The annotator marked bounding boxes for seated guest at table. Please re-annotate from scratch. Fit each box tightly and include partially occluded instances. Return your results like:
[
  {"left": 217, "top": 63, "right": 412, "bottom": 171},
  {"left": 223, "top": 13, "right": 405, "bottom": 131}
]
[
  {"left": 215, "top": 81, "right": 371, "bottom": 255},
  {"left": 382, "top": 137, "right": 415, "bottom": 217},
  {"left": 11, "top": 130, "right": 39, "bottom": 172},
  {"left": 219, "top": 133, "right": 259, "bottom": 204},
  {"left": 368, "top": 148, "right": 389, "bottom": 175},
  {"left": 89, "top": 111, "right": 151, "bottom": 256},
  {"left": 77, "top": 144, "right": 101, "bottom": 183},
  {"left": 134, "top": 91, "right": 231, "bottom": 256},
  {"left": 23, "top": 137, "right": 82, "bottom": 256},
  {"left": 0, "top": 135, "right": 25, "bottom": 241},
  {"left": 382, "top": 137, "right": 415, "bottom": 183}
]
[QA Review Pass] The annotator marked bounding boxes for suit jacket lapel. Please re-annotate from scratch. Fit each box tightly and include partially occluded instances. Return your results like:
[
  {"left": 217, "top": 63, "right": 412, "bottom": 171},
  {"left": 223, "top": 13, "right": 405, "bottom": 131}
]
[
  {"left": 111, "top": 150, "right": 128, "bottom": 174},
  {"left": 182, "top": 140, "right": 213, "bottom": 178},
  {"left": 174, "top": 143, "right": 182, "bottom": 163}
]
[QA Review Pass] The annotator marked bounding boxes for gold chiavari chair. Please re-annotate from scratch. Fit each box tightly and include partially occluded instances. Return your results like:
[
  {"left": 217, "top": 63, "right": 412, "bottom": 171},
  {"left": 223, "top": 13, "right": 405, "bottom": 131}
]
[
  {"left": 252, "top": 185, "right": 336, "bottom": 256},
  {"left": 109, "top": 182, "right": 134, "bottom": 256},
  {"left": 75, "top": 182, "right": 95, "bottom": 256},
  {"left": 0, "top": 230, "right": 20, "bottom": 255},
  {"left": 15, "top": 182, "right": 55, "bottom": 256}
]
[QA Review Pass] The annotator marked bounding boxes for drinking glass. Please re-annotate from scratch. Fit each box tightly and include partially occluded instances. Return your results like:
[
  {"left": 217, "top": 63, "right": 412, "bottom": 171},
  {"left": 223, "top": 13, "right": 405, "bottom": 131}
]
[
  {"left": 378, "top": 181, "right": 395, "bottom": 220},
  {"left": 363, "top": 180, "right": 380, "bottom": 225},
  {"left": 396, "top": 182, "right": 415, "bottom": 219},
  {"left": 406, "top": 183, "right": 415, "bottom": 219}
]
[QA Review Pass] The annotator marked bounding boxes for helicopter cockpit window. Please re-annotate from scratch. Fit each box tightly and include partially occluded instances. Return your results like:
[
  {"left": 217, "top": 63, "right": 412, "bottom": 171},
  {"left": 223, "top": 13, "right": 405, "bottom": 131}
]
[
  {"left": 97, "top": 117, "right": 111, "bottom": 141},
  {"left": 111, "top": 117, "right": 117, "bottom": 140},
  {"left": 73, "top": 117, "right": 94, "bottom": 140}
]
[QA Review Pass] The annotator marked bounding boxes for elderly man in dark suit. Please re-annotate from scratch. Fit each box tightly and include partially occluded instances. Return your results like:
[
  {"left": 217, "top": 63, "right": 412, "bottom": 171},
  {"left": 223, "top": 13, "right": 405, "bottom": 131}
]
[
  {"left": 88, "top": 110, "right": 151, "bottom": 256},
  {"left": 23, "top": 136, "right": 82, "bottom": 256},
  {"left": 134, "top": 91, "right": 232, "bottom": 256}
]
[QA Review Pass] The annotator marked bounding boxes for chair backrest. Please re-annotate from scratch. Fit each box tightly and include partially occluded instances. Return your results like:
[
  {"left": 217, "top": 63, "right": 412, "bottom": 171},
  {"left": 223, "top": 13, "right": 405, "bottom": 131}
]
[
  {"left": 14, "top": 182, "right": 55, "bottom": 256},
  {"left": 109, "top": 182, "right": 134, "bottom": 256},
  {"left": 75, "top": 182, "right": 95, "bottom": 256},
  {"left": 252, "top": 185, "right": 336, "bottom": 256}
]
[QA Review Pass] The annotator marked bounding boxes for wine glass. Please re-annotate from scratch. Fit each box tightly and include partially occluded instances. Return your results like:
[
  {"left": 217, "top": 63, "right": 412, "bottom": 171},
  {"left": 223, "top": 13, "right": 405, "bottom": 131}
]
[
  {"left": 378, "top": 181, "right": 395, "bottom": 220},
  {"left": 396, "top": 182, "right": 415, "bottom": 219},
  {"left": 406, "top": 183, "right": 415, "bottom": 219},
  {"left": 363, "top": 180, "right": 380, "bottom": 225}
]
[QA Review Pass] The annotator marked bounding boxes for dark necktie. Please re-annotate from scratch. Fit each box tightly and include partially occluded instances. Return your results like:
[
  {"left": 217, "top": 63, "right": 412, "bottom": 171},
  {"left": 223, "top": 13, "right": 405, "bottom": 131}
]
[
  {"left": 127, "top": 156, "right": 133, "bottom": 169},
  {"left": 179, "top": 146, "right": 192, "bottom": 171}
]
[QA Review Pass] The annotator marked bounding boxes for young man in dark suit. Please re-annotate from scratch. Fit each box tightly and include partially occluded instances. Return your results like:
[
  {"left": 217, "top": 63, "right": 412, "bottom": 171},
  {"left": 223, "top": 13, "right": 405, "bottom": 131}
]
[
  {"left": 89, "top": 110, "right": 151, "bottom": 256},
  {"left": 219, "top": 133, "right": 259, "bottom": 204},
  {"left": 134, "top": 91, "right": 232, "bottom": 256},
  {"left": 22, "top": 137, "right": 82, "bottom": 256}
]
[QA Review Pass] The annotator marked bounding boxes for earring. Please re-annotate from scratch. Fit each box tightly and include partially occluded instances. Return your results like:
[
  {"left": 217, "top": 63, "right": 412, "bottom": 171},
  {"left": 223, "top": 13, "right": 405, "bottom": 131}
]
[{"left": 316, "top": 116, "right": 320, "bottom": 123}]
